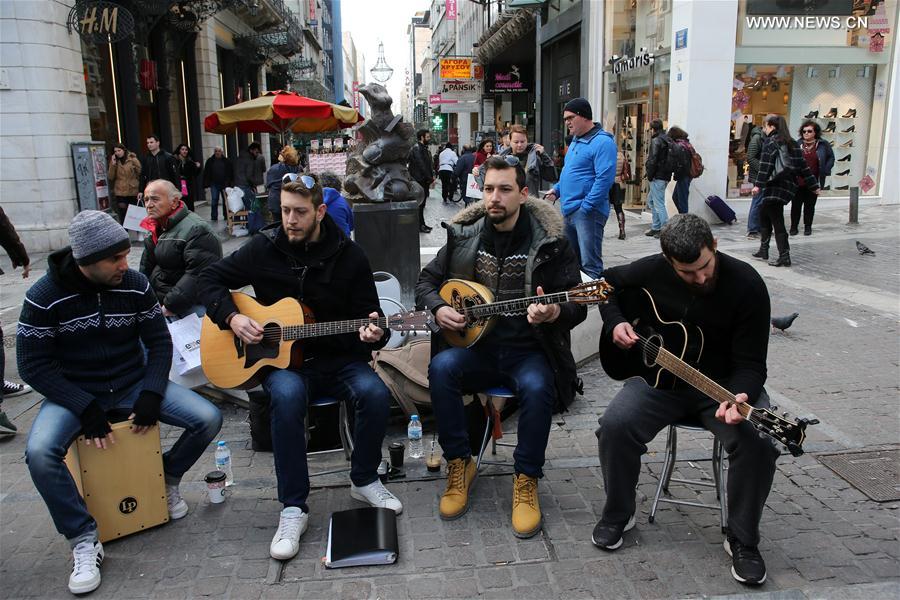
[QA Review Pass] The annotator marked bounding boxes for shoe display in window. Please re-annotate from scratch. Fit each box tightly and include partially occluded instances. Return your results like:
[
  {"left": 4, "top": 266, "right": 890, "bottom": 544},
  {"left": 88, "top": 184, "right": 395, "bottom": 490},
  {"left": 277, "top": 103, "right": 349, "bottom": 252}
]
[
  {"left": 839, "top": 139, "right": 853, "bottom": 148},
  {"left": 835, "top": 169, "right": 850, "bottom": 176},
  {"left": 841, "top": 125, "right": 855, "bottom": 133},
  {"left": 823, "top": 122, "right": 836, "bottom": 133},
  {"left": 804, "top": 110, "right": 818, "bottom": 118},
  {"left": 841, "top": 108, "right": 856, "bottom": 118},
  {"left": 837, "top": 154, "right": 852, "bottom": 162},
  {"left": 835, "top": 185, "right": 850, "bottom": 190},
  {"left": 823, "top": 107, "right": 838, "bottom": 118}
]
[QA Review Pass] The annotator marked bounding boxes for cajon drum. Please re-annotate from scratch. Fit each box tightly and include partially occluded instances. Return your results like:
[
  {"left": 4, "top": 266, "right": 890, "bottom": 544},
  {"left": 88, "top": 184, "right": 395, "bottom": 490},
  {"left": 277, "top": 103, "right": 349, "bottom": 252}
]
[{"left": 64, "top": 421, "right": 169, "bottom": 543}]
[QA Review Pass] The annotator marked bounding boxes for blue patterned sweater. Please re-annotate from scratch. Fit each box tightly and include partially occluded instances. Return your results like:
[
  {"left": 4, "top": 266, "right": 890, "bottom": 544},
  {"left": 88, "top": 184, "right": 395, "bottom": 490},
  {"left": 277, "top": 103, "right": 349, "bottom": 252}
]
[{"left": 16, "top": 248, "right": 172, "bottom": 415}]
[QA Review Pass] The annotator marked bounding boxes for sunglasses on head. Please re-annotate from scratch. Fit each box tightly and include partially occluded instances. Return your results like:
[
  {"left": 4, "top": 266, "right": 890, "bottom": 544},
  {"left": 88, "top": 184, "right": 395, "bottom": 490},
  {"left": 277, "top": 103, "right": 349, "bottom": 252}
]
[
  {"left": 499, "top": 155, "right": 520, "bottom": 166},
  {"left": 282, "top": 173, "right": 316, "bottom": 188}
]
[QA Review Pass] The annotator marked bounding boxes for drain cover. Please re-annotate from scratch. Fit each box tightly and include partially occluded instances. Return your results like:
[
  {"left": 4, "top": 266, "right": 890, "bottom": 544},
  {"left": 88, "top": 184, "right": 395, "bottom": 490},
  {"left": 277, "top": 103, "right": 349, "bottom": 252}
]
[{"left": 818, "top": 448, "right": 900, "bottom": 502}]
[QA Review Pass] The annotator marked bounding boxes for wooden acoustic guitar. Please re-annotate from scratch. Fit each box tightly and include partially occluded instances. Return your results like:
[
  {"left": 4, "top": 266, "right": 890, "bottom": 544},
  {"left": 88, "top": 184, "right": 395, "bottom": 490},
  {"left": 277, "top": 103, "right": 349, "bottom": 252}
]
[
  {"left": 438, "top": 278, "right": 613, "bottom": 348},
  {"left": 200, "top": 292, "right": 437, "bottom": 389},
  {"left": 597, "top": 287, "right": 818, "bottom": 456}
]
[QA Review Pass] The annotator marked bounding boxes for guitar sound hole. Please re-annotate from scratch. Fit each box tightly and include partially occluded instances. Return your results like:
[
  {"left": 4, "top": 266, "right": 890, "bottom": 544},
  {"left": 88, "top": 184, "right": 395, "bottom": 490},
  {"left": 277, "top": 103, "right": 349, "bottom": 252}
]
[{"left": 261, "top": 323, "right": 282, "bottom": 348}]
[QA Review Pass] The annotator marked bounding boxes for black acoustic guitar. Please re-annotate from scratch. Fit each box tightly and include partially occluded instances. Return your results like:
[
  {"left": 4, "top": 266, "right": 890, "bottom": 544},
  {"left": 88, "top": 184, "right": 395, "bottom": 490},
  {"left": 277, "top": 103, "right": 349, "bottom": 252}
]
[{"left": 598, "top": 287, "right": 817, "bottom": 456}]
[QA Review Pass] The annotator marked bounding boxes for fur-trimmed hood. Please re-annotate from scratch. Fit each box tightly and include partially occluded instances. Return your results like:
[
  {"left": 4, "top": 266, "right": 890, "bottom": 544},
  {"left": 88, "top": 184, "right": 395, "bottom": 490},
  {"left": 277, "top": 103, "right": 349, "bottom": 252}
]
[{"left": 448, "top": 197, "right": 564, "bottom": 239}]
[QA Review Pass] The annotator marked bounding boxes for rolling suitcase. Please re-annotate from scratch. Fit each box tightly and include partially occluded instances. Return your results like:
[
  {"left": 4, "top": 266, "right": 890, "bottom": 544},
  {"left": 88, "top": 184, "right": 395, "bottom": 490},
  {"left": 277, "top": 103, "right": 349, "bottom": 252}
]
[{"left": 705, "top": 194, "right": 737, "bottom": 225}]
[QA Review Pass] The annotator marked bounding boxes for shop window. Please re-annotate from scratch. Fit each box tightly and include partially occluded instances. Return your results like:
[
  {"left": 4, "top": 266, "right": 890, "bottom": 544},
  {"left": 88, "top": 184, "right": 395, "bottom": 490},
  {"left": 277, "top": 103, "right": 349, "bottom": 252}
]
[{"left": 81, "top": 39, "right": 119, "bottom": 148}]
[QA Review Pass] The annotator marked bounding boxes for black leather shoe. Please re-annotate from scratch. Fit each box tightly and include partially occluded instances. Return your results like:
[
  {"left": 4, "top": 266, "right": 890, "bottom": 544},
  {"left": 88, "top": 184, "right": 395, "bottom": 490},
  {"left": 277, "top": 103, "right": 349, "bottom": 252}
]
[
  {"left": 804, "top": 226, "right": 812, "bottom": 236},
  {"left": 725, "top": 536, "right": 767, "bottom": 585},
  {"left": 419, "top": 225, "right": 433, "bottom": 233},
  {"left": 837, "top": 154, "right": 852, "bottom": 162},
  {"left": 836, "top": 169, "right": 850, "bottom": 176},
  {"left": 804, "top": 110, "right": 818, "bottom": 118},
  {"left": 591, "top": 515, "right": 635, "bottom": 551},
  {"left": 823, "top": 122, "right": 836, "bottom": 133},
  {"left": 824, "top": 107, "right": 838, "bottom": 118},
  {"left": 841, "top": 108, "right": 856, "bottom": 118}
]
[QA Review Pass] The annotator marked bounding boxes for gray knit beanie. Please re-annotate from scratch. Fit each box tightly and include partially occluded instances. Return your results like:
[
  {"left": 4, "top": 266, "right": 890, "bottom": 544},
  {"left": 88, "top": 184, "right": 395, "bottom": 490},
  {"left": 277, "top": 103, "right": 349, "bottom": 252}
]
[{"left": 68, "top": 210, "right": 131, "bottom": 265}]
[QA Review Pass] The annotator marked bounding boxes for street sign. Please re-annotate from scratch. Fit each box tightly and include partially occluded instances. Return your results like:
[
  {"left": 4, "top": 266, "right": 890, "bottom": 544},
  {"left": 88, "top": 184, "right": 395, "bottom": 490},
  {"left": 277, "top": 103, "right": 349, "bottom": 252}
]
[
  {"left": 431, "top": 114, "right": 447, "bottom": 131},
  {"left": 440, "top": 58, "right": 472, "bottom": 79},
  {"left": 675, "top": 28, "right": 688, "bottom": 50},
  {"left": 441, "top": 80, "right": 481, "bottom": 102}
]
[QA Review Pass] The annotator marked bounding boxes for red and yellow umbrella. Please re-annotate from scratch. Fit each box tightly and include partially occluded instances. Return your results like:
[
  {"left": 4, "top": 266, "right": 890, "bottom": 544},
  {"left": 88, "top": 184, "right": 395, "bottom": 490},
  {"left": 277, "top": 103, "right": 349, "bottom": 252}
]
[{"left": 203, "top": 90, "right": 362, "bottom": 135}]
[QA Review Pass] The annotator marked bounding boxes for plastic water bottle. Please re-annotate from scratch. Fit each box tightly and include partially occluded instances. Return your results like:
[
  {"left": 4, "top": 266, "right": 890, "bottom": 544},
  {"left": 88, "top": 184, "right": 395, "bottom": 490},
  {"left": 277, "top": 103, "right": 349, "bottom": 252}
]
[
  {"left": 215, "top": 441, "right": 234, "bottom": 486},
  {"left": 407, "top": 415, "right": 424, "bottom": 459}
]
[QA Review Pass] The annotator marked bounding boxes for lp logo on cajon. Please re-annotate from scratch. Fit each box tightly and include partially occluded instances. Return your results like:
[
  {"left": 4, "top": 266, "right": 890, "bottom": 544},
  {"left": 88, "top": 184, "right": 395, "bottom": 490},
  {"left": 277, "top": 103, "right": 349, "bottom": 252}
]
[{"left": 118, "top": 497, "right": 138, "bottom": 514}]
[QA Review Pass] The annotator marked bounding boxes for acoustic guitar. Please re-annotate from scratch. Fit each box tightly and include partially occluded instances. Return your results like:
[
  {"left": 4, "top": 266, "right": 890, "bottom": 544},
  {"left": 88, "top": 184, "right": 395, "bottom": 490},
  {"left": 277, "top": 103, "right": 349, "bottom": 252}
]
[
  {"left": 438, "top": 278, "right": 613, "bottom": 348},
  {"left": 597, "top": 287, "right": 817, "bottom": 456},
  {"left": 200, "top": 293, "right": 437, "bottom": 389}
]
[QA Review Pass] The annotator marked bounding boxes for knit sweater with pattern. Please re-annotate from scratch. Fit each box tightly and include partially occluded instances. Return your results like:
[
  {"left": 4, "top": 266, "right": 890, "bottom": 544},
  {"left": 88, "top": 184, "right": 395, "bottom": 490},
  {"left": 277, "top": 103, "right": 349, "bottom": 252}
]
[{"left": 16, "top": 248, "right": 172, "bottom": 415}]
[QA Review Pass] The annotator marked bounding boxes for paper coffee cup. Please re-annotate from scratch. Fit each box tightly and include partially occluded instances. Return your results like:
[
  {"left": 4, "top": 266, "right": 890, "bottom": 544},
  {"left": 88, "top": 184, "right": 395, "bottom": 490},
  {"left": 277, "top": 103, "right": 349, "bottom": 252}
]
[{"left": 205, "top": 470, "right": 227, "bottom": 504}]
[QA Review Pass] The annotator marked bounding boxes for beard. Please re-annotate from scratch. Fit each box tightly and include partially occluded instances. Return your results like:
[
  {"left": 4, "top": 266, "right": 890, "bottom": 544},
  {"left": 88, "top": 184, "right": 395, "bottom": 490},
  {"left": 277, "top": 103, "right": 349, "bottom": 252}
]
[
  {"left": 486, "top": 204, "right": 517, "bottom": 225},
  {"left": 688, "top": 259, "right": 720, "bottom": 296},
  {"left": 284, "top": 221, "right": 318, "bottom": 245}
]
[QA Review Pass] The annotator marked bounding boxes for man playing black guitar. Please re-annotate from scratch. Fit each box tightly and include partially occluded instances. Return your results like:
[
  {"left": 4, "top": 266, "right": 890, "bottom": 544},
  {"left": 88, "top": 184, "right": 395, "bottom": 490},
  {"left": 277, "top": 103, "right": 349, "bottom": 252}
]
[
  {"left": 198, "top": 174, "right": 402, "bottom": 563},
  {"left": 594, "top": 214, "right": 779, "bottom": 586}
]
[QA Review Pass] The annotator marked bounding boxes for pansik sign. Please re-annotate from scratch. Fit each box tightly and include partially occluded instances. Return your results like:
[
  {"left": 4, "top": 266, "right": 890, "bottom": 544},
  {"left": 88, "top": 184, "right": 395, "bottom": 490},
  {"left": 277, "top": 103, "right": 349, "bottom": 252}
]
[
  {"left": 485, "top": 64, "right": 533, "bottom": 94},
  {"left": 441, "top": 80, "right": 481, "bottom": 102},
  {"left": 440, "top": 58, "right": 472, "bottom": 79}
]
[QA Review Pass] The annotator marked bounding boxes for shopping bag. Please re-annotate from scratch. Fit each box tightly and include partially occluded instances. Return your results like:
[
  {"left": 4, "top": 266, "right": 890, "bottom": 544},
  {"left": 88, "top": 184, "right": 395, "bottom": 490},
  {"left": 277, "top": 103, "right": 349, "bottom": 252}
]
[
  {"left": 167, "top": 313, "right": 202, "bottom": 375},
  {"left": 465, "top": 174, "right": 483, "bottom": 200},
  {"left": 123, "top": 202, "right": 148, "bottom": 232}
]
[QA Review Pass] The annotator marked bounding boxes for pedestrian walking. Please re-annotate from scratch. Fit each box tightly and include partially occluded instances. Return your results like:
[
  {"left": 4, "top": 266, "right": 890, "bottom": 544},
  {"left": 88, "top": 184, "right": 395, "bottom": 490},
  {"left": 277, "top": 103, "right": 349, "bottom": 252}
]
[
  {"left": 0, "top": 205, "right": 31, "bottom": 434},
  {"left": 407, "top": 129, "right": 435, "bottom": 233},
  {"left": 173, "top": 144, "right": 202, "bottom": 212},
  {"left": 138, "top": 134, "right": 179, "bottom": 196},
  {"left": 500, "top": 124, "right": 558, "bottom": 197},
  {"left": 744, "top": 123, "right": 765, "bottom": 238},
  {"left": 318, "top": 171, "right": 354, "bottom": 236},
  {"left": 18, "top": 210, "right": 222, "bottom": 595},
  {"left": 107, "top": 143, "right": 142, "bottom": 225},
  {"left": 203, "top": 146, "right": 234, "bottom": 223},
  {"left": 234, "top": 142, "right": 266, "bottom": 211},
  {"left": 543, "top": 98, "right": 616, "bottom": 278},
  {"left": 668, "top": 126, "right": 694, "bottom": 214},
  {"left": 791, "top": 120, "right": 834, "bottom": 236},
  {"left": 610, "top": 141, "right": 628, "bottom": 240},
  {"left": 453, "top": 145, "right": 476, "bottom": 205},
  {"left": 438, "top": 143, "right": 458, "bottom": 203},
  {"left": 264, "top": 145, "right": 300, "bottom": 224},
  {"left": 472, "top": 138, "right": 495, "bottom": 169},
  {"left": 751, "top": 114, "right": 819, "bottom": 267},
  {"left": 644, "top": 119, "right": 673, "bottom": 236}
]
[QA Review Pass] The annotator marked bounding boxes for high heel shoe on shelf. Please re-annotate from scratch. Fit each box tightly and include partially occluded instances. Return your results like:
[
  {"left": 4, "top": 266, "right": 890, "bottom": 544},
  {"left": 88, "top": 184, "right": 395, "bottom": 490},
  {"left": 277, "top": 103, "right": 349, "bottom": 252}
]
[
  {"left": 835, "top": 185, "right": 849, "bottom": 190},
  {"left": 835, "top": 169, "right": 850, "bottom": 176},
  {"left": 841, "top": 108, "right": 856, "bottom": 118},
  {"left": 823, "top": 122, "right": 836, "bottom": 133},
  {"left": 839, "top": 140, "right": 853, "bottom": 148},
  {"left": 804, "top": 110, "right": 819, "bottom": 118},
  {"left": 824, "top": 107, "right": 838, "bottom": 118},
  {"left": 841, "top": 125, "right": 855, "bottom": 133},
  {"left": 837, "top": 154, "right": 852, "bottom": 162}
]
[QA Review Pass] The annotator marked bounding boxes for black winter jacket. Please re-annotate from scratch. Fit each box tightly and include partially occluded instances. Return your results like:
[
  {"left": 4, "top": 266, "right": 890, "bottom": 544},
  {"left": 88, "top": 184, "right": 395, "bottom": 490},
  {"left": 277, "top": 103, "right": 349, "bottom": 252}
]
[
  {"left": 198, "top": 216, "right": 389, "bottom": 373},
  {"left": 140, "top": 207, "right": 223, "bottom": 316},
  {"left": 416, "top": 199, "right": 587, "bottom": 411},
  {"left": 645, "top": 132, "right": 673, "bottom": 182},
  {"left": 140, "top": 150, "right": 179, "bottom": 191},
  {"left": 407, "top": 142, "right": 434, "bottom": 184},
  {"left": 752, "top": 134, "right": 819, "bottom": 205}
]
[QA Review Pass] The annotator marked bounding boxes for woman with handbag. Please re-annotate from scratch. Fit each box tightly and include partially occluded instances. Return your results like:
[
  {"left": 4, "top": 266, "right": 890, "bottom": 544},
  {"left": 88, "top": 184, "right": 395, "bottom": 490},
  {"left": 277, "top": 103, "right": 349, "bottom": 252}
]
[
  {"left": 791, "top": 120, "right": 834, "bottom": 236},
  {"left": 174, "top": 144, "right": 202, "bottom": 212},
  {"left": 751, "top": 115, "right": 819, "bottom": 267},
  {"left": 107, "top": 143, "right": 142, "bottom": 225}
]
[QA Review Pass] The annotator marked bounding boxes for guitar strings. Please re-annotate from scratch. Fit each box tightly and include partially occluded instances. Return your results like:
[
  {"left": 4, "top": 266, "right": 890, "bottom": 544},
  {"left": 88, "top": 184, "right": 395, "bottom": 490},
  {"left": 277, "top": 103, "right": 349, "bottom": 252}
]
[
  {"left": 460, "top": 291, "right": 570, "bottom": 319},
  {"left": 629, "top": 333, "right": 766, "bottom": 429},
  {"left": 257, "top": 317, "right": 389, "bottom": 341}
]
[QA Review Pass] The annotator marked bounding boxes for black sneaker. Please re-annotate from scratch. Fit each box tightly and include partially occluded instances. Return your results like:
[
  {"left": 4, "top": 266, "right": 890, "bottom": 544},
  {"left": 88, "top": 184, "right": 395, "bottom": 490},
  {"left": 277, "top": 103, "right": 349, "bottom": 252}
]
[
  {"left": 724, "top": 535, "right": 767, "bottom": 585},
  {"left": 2, "top": 380, "right": 31, "bottom": 397},
  {"left": 591, "top": 514, "right": 635, "bottom": 551}
]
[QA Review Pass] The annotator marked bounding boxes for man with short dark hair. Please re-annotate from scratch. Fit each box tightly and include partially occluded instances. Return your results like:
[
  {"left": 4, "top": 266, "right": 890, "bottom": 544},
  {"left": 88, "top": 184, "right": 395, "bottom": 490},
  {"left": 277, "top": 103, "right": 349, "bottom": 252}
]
[
  {"left": 203, "top": 146, "right": 234, "bottom": 222},
  {"left": 199, "top": 175, "right": 402, "bottom": 563},
  {"left": 407, "top": 129, "right": 435, "bottom": 232},
  {"left": 138, "top": 134, "right": 179, "bottom": 195},
  {"left": 593, "top": 213, "right": 778, "bottom": 587},
  {"left": 416, "top": 156, "right": 586, "bottom": 539},
  {"left": 234, "top": 142, "right": 266, "bottom": 210},
  {"left": 544, "top": 98, "right": 616, "bottom": 278},
  {"left": 644, "top": 119, "right": 672, "bottom": 237},
  {"left": 18, "top": 210, "right": 222, "bottom": 595}
]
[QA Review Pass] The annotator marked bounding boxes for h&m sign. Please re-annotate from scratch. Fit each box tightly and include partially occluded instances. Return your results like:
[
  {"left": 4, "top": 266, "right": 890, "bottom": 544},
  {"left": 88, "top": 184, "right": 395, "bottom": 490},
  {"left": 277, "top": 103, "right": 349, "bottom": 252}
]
[
  {"left": 611, "top": 49, "right": 655, "bottom": 75},
  {"left": 67, "top": 1, "right": 134, "bottom": 43}
]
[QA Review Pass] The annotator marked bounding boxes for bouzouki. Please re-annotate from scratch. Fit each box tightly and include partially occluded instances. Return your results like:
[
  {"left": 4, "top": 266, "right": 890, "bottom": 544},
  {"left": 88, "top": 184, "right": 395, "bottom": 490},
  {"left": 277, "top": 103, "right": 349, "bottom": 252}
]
[
  {"left": 201, "top": 293, "right": 437, "bottom": 389},
  {"left": 438, "top": 278, "right": 613, "bottom": 348},
  {"left": 598, "top": 287, "right": 818, "bottom": 456}
]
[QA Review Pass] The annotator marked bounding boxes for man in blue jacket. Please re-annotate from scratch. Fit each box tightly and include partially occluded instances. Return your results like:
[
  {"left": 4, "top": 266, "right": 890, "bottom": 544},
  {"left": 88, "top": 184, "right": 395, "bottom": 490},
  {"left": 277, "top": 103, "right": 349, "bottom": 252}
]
[{"left": 544, "top": 98, "right": 616, "bottom": 278}]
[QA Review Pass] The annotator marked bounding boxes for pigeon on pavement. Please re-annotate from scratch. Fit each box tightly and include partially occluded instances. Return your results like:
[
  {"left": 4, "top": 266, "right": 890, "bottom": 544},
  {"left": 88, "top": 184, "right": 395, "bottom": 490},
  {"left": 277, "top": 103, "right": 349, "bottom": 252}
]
[
  {"left": 856, "top": 241, "right": 875, "bottom": 256},
  {"left": 771, "top": 312, "right": 799, "bottom": 332}
]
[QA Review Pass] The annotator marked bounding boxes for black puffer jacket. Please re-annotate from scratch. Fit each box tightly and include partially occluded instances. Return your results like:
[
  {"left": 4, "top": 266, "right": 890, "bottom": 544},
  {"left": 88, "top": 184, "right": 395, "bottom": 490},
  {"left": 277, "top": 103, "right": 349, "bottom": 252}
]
[
  {"left": 198, "top": 215, "right": 389, "bottom": 372},
  {"left": 416, "top": 199, "right": 587, "bottom": 411},
  {"left": 140, "top": 207, "right": 223, "bottom": 316}
]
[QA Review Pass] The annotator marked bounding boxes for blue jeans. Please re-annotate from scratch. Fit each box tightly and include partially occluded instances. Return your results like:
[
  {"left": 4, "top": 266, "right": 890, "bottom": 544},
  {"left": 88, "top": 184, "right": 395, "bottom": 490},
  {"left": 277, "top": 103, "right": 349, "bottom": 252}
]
[
  {"left": 673, "top": 177, "right": 691, "bottom": 214},
  {"left": 263, "top": 361, "right": 391, "bottom": 512},
  {"left": 647, "top": 179, "right": 669, "bottom": 231},
  {"left": 25, "top": 381, "right": 222, "bottom": 545},
  {"left": 428, "top": 345, "right": 556, "bottom": 478},
  {"left": 747, "top": 191, "right": 763, "bottom": 234},
  {"left": 563, "top": 205, "right": 608, "bottom": 279},
  {"left": 209, "top": 184, "right": 227, "bottom": 221}
]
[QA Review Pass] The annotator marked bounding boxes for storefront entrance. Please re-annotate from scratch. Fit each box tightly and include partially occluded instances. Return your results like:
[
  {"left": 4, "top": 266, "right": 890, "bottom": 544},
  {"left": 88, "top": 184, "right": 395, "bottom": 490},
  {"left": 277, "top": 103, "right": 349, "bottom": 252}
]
[{"left": 617, "top": 101, "right": 648, "bottom": 209}]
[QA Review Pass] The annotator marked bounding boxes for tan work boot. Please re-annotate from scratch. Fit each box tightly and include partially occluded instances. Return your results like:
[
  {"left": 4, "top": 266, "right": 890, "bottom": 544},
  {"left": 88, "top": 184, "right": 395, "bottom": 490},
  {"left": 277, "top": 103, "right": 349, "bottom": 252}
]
[
  {"left": 439, "top": 457, "right": 477, "bottom": 520},
  {"left": 512, "top": 473, "right": 542, "bottom": 538}
]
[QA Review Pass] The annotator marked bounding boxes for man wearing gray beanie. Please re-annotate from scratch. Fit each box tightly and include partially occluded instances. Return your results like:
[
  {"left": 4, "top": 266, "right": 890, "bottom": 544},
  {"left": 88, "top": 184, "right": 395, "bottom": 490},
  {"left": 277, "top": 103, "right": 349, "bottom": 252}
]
[{"left": 16, "top": 210, "right": 222, "bottom": 595}]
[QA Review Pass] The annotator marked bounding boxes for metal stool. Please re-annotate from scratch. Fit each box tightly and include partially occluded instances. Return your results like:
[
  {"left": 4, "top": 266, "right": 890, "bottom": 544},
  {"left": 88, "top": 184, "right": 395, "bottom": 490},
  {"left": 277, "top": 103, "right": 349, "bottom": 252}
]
[
  {"left": 648, "top": 421, "right": 728, "bottom": 533},
  {"left": 475, "top": 386, "right": 516, "bottom": 470},
  {"left": 307, "top": 396, "right": 354, "bottom": 477}
]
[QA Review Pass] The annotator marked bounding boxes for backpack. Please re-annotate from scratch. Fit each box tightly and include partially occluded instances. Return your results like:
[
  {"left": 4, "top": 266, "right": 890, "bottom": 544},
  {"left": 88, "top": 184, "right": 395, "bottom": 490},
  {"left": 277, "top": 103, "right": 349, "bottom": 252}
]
[
  {"left": 663, "top": 136, "right": 692, "bottom": 179},
  {"left": 679, "top": 139, "right": 705, "bottom": 178}
]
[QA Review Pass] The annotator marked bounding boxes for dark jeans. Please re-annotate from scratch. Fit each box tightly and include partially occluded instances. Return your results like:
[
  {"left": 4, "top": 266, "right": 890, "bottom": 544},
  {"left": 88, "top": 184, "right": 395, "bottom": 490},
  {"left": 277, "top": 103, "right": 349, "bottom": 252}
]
[
  {"left": 673, "top": 177, "right": 691, "bottom": 214},
  {"left": 262, "top": 361, "right": 391, "bottom": 512},
  {"left": 790, "top": 186, "right": 817, "bottom": 230},
  {"left": 747, "top": 191, "right": 763, "bottom": 234},
  {"left": 596, "top": 379, "right": 779, "bottom": 546},
  {"left": 439, "top": 171, "right": 454, "bottom": 201},
  {"left": 415, "top": 179, "right": 430, "bottom": 226},
  {"left": 209, "top": 185, "right": 228, "bottom": 221},
  {"left": 428, "top": 345, "right": 556, "bottom": 478},
  {"left": 759, "top": 201, "right": 787, "bottom": 238}
]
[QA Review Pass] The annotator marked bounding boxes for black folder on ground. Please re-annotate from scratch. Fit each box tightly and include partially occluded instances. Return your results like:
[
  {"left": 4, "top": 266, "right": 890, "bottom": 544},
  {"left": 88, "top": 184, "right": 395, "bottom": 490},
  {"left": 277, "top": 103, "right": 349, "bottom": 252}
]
[{"left": 325, "top": 507, "right": 399, "bottom": 568}]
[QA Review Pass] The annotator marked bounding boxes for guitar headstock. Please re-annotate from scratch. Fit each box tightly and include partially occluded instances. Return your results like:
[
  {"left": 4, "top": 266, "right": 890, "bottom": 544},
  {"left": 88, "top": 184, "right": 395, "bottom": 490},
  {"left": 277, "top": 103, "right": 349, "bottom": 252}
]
[
  {"left": 752, "top": 407, "right": 819, "bottom": 457},
  {"left": 386, "top": 310, "right": 440, "bottom": 334},
  {"left": 569, "top": 279, "right": 614, "bottom": 304}
]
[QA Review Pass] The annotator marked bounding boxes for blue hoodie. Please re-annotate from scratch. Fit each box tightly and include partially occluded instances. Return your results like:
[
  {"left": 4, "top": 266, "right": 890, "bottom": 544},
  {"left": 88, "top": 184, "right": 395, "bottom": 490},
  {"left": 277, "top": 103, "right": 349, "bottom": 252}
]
[
  {"left": 552, "top": 124, "right": 616, "bottom": 218},
  {"left": 323, "top": 187, "right": 354, "bottom": 236}
]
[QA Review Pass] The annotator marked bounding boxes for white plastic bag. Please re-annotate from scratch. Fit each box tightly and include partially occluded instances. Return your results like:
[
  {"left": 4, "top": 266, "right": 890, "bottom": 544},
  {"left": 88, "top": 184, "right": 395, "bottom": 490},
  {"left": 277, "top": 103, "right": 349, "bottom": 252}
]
[
  {"left": 225, "top": 187, "right": 245, "bottom": 213},
  {"left": 167, "top": 313, "right": 202, "bottom": 375},
  {"left": 123, "top": 201, "right": 148, "bottom": 231},
  {"left": 465, "top": 174, "right": 483, "bottom": 200}
]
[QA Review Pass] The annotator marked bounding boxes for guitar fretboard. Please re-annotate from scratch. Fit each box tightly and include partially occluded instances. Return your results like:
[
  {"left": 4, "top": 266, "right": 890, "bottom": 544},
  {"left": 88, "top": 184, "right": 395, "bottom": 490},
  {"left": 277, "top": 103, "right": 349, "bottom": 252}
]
[
  {"left": 653, "top": 346, "right": 752, "bottom": 418},
  {"left": 465, "top": 291, "right": 570, "bottom": 318},
  {"left": 282, "top": 317, "right": 387, "bottom": 340}
]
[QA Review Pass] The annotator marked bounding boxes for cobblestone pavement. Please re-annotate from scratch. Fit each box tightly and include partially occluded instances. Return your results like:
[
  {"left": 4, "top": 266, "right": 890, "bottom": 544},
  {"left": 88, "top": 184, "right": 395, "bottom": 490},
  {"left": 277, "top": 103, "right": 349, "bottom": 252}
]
[{"left": 1, "top": 197, "right": 898, "bottom": 599}]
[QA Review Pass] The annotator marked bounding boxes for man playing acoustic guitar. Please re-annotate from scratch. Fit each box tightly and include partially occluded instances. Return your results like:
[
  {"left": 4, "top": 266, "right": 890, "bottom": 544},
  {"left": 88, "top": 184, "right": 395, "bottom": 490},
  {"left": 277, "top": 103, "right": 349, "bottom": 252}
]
[
  {"left": 416, "top": 156, "right": 587, "bottom": 538},
  {"left": 594, "top": 214, "right": 780, "bottom": 586},
  {"left": 198, "top": 174, "right": 402, "bottom": 562}
]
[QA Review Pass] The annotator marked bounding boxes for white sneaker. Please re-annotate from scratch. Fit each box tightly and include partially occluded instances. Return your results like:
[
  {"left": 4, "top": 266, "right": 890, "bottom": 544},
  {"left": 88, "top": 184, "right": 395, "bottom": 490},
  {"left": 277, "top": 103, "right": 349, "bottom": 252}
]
[
  {"left": 166, "top": 485, "right": 188, "bottom": 520},
  {"left": 350, "top": 480, "right": 403, "bottom": 514},
  {"left": 68, "top": 541, "right": 104, "bottom": 594},
  {"left": 269, "top": 507, "right": 308, "bottom": 560}
]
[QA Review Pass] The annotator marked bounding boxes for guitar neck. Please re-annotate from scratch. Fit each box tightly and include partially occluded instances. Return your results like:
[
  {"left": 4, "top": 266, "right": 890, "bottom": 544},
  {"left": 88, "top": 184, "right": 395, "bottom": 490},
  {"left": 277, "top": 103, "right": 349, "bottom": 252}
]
[
  {"left": 282, "top": 317, "right": 387, "bottom": 341},
  {"left": 469, "top": 291, "right": 570, "bottom": 318},
  {"left": 653, "top": 347, "right": 752, "bottom": 418}
]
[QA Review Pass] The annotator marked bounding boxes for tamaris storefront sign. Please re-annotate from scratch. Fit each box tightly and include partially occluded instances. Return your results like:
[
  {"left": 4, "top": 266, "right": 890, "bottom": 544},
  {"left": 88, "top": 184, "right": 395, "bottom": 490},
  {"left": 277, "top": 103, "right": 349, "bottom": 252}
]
[{"left": 611, "top": 49, "right": 655, "bottom": 75}]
